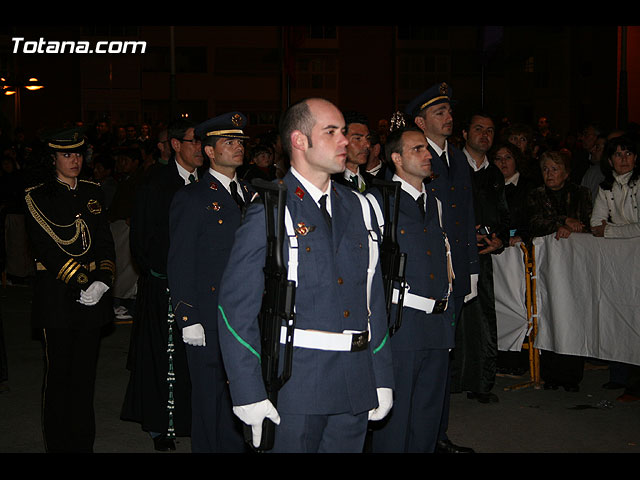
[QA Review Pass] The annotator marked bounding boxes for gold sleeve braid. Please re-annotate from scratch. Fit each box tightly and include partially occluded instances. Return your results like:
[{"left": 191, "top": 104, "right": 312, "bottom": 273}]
[
  {"left": 100, "top": 260, "right": 116, "bottom": 282},
  {"left": 57, "top": 258, "right": 83, "bottom": 284}
]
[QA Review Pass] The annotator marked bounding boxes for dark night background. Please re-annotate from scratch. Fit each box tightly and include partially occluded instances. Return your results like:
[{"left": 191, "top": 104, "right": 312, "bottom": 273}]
[{"left": 1, "top": 24, "right": 638, "bottom": 147}]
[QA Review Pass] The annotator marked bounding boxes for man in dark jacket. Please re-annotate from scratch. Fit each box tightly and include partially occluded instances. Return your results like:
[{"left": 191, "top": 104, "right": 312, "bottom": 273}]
[
  {"left": 452, "top": 112, "right": 510, "bottom": 403},
  {"left": 120, "top": 118, "right": 202, "bottom": 451},
  {"left": 406, "top": 82, "right": 478, "bottom": 453}
]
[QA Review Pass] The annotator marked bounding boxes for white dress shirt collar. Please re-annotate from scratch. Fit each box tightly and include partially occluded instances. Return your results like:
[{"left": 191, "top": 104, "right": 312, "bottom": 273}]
[{"left": 290, "top": 166, "right": 332, "bottom": 215}]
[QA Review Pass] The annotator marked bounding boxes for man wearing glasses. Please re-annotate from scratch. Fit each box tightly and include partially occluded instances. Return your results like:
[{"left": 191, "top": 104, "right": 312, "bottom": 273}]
[{"left": 121, "top": 119, "right": 202, "bottom": 451}]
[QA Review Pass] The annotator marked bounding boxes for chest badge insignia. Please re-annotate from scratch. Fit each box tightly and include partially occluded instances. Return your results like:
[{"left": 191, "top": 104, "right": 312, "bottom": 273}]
[
  {"left": 295, "top": 222, "right": 315, "bottom": 236},
  {"left": 87, "top": 199, "right": 102, "bottom": 214}
]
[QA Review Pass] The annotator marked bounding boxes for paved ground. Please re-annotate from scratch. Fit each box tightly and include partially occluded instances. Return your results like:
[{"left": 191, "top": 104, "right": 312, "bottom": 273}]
[{"left": 1, "top": 284, "right": 639, "bottom": 455}]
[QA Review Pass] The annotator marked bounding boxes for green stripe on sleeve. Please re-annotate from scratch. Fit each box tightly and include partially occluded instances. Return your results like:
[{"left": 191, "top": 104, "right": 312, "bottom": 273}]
[
  {"left": 373, "top": 331, "right": 389, "bottom": 355},
  {"left": 218, "top": 304, "right": 261, "bottom": 362}
]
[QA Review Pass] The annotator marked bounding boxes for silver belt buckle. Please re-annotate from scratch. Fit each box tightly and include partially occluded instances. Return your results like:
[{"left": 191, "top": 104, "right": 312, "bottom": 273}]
[
  {"left": 432, "top": 299, "right": 447, "bottom": 314},
  {"left": 350, "top": 332, "right": 369, "bottom": 352}
]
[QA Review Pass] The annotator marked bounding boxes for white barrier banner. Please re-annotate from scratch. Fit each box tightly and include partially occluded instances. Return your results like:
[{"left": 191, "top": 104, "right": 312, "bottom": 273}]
[
  {"left": 493, "top": 244, "right": 529, "bottom": 352},
  {"left": 533, "top": 233, "right": 640, "bottom": 366}
]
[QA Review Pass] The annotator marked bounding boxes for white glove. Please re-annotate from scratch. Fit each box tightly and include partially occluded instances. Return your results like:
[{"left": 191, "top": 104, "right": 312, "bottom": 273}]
[
  {"left": 463, "top": 273, "right": 479, "bottom": 303},
  {"left": 233, "top": 399, "right": 280, "bottom": 448},
  {"left": 368, "top": 387, "right": 393, "bottom": 421},
  {"left": 182, "top": 323, "right": 206, "bottom": 346},
  {"left": 78, "top": 281, "right": 109, "bottom": 306}
]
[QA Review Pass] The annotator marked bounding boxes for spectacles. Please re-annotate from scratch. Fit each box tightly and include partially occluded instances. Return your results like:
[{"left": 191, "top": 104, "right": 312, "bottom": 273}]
[{"left": 181, "top": 138, "right": 201, "bottom": 144}]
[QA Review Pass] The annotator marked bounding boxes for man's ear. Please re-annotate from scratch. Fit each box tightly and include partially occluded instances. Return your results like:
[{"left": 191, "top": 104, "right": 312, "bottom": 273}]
[
  {"left": 291, "top": 130, "right": 308, "bottom": 152},
  {"left": 204, "top": 144, "right": 215, "bottom": 160},
  {"left": 390, "top": 151, "right": 403, "bottom": 171}
]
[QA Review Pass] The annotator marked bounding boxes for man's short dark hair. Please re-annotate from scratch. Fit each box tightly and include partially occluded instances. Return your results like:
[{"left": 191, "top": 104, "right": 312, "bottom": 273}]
[
  {"left": 167, "top": 119, "right": 196, "bottom": 143},
  {"left": 279, "top": 99, "right": 317, "bottom": 157},
  {"left": 462, "top": 111, "right": 495, "bottom": 133},
  {"left": 384, "top": 126, "right": 423, "bottom": 166},
  {"left": 343, "top": 111, "right": 369, "bottom": 133}
]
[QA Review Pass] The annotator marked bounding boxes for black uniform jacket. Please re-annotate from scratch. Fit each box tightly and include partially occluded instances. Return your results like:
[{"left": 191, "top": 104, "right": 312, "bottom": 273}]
[{"left": 24, "top": 178, "right": 115, "bottom": 329}]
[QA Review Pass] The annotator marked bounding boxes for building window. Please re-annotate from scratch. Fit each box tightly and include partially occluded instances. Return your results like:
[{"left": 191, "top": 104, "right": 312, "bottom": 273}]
[
  {"left": 398, "top": 53, "right": 449, "bottom": 90},
  {"left": 307, "top": 25, "right": 337, "bottom": 40},
  {"left": 247, "top": 111, "right": 279, "bottom": 128},
  {"left": 397, "top": 26, "right": 449, "bottom": 42},
  {"left": 293, "top": 55, "right": 337, "bottom": 90},
  {"left": 214, "top": 47, "right": 280, "bottom": 74},
  {"left": 142, "top": 46, "right": 207, "bottom": 73},
  {"left": 524, "top": 56, "right": 535, "bottom": 73},
  {"left": 81, "top": 26, "right": 140, "bottom": 37}
]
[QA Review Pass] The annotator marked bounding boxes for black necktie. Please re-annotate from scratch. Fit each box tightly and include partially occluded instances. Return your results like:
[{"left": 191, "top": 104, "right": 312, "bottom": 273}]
[
  {"left": 350, "top": 175, "right": 359, "bottom": 190},
  {"left": 417, "top": 194, "right": 425, "bottom": 218},
  {"left": 441, "top": 152, "right": 449, "bottom": 172},
  {"left": 188, "top": 173, "right": 196, "bottom": 184},
  {"left": 319, "top": 194, "right": 331, "bottom": 230},
  {"left": 230, "top": 181, "right": 245, "bottom": 209}
]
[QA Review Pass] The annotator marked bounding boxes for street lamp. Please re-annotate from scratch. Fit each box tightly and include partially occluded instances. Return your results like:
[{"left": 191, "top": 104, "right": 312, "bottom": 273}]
[{"left": 1, "top": 76, "right": 44, "bottom": 127}]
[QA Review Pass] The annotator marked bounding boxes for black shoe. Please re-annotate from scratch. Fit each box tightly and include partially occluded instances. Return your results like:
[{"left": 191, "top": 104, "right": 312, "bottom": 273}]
[
  {"left": 602, "top": 381, "right": 626, "bottom": 390},
  {"left": 563, "top": 383, "right": 580, "bottom": 392},
  {"left": 435, "top": 439, "right": 475, "bottom": 453},
  {"left": 467, "top": 391, "right": 499, "bottom": 404},
  {"left": 153, "top": 434, "right": 176, "bottom": 452}
]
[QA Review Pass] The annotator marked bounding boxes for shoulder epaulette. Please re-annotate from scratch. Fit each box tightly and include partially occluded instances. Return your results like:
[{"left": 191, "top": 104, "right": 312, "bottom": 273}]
[
  {"left": 79, "top": 178, "right": 101, "bottom": 187},
  {"left": 25, "top": 183, "right": 44, "bottom": 193}
]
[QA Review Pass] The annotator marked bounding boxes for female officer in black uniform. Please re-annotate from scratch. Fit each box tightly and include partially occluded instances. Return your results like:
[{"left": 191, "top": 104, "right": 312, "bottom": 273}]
[{"left": 24, "top": 127, "right": 116, "bottom": 453}]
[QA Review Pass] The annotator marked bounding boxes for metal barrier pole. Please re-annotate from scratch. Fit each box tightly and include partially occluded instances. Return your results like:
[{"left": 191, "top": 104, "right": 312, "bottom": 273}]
[{"left": 503, "top": 243, "right": 542, "bottom": 391}]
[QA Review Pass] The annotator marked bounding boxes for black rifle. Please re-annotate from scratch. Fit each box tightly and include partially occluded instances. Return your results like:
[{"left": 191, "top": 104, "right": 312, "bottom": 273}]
[
  {"left": 249, "top": 178, "right": 296, "bottom": 451},
  {"left": 372, "top": 178, "right": 407, "bottom": 336}
]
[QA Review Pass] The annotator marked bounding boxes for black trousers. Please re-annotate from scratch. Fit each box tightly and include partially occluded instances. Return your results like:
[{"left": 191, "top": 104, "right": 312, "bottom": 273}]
[
  {"left": 540, "top": 350, "right": 584, "bottom": 386},
  {"left": 42, "top": 327, "right": 102, "bottom": 453},
  {"left": 184, "top": 332, "right": 245, "bottom": 453}
]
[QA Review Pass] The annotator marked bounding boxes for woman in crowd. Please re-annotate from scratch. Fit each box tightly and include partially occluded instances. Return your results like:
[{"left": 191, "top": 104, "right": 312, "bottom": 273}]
[
  {"left": 527, "top": 150, "right": 592, "bottom": 242},
  {"left": 491, "top": 142, "right": 535, "bottom": 247},
  {"left": 591, "top": 135, "right": 640, "bottom": 238},
  {"left": 590, "top": 135, "right": 640, "bottom": 402},
  {"left": 526, "top": 150, "right": 592, "bottom": 392},
  {"left": 504, "top": 123, "right": 542, "bottom": 186},
  {"left": 490, "top": 142, "right": 535, "bottom": 377}
]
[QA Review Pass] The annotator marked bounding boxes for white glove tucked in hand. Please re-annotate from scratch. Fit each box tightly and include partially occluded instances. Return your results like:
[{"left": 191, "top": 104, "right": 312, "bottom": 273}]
[
  {"left": 78, "top": 281, "right": 109, "bottom": 306},
  {"left": 368, "top": 387, "right": 393, "bottom": 421},
  {"left": 182, "top": 323, "right": 206, "bottom": 346},
  {"left": 233, "top": 399, "right": 280, "bottom": 448},
  {"left": 464, "top": 273, "right": 479, "bottom": 304}
]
